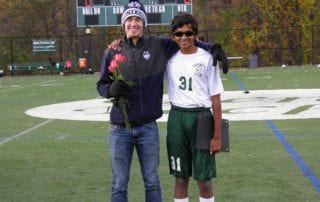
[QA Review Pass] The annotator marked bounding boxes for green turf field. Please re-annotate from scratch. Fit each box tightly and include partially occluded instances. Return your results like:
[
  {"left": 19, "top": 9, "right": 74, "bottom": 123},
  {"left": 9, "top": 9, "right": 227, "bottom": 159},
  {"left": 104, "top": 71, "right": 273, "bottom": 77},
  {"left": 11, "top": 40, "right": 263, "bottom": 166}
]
[{"left": 0, "top": 66, "right": 320, "bottom": 201}]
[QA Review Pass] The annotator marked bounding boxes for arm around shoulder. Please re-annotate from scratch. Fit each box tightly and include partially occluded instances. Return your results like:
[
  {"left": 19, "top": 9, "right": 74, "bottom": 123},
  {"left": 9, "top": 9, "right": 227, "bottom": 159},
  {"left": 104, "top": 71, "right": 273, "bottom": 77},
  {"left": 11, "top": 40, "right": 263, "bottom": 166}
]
[{"left": 159, "top": 36, "right": 180, "bottom": 58}]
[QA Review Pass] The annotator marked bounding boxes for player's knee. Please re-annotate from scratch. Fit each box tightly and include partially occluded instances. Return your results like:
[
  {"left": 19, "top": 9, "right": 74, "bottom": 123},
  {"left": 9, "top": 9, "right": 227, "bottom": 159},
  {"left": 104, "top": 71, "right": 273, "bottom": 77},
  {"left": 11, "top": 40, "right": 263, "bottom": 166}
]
[
  {"left": 175, "top": 178, "right": 189, "bottom": 188},
  {"left": 197, "top": 180, "right": 213, "bottom": 194}
]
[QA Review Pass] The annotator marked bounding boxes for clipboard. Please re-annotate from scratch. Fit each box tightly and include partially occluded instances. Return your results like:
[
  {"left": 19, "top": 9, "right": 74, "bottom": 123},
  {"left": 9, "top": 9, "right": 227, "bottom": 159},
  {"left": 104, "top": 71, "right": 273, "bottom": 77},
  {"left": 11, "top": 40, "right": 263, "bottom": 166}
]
[{"left": 196, "top": 116, "right": 229, "bottom": 152}]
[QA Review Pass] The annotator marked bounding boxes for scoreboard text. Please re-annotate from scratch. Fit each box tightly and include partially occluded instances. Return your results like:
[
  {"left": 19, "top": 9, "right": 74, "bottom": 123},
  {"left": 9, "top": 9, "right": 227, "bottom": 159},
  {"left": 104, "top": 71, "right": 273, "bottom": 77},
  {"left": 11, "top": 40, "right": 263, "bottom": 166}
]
[{"left": 77, "top": 0, "right": 192, "bottom": 27}]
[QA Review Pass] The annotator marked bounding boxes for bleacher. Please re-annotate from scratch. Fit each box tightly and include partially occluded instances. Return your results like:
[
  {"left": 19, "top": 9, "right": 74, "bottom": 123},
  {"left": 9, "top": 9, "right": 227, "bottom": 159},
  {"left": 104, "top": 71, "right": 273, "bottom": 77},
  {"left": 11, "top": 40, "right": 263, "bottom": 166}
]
[{"left": 4, "top": 61, "right": 85, "bottom": 76}]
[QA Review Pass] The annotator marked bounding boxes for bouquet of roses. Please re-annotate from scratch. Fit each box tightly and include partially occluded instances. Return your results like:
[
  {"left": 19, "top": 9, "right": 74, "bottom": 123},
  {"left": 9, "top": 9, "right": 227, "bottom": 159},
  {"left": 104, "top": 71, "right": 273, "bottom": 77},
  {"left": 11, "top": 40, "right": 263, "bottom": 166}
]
[{"left": 108, "top": 53, "right": 135, "bottom": 128}]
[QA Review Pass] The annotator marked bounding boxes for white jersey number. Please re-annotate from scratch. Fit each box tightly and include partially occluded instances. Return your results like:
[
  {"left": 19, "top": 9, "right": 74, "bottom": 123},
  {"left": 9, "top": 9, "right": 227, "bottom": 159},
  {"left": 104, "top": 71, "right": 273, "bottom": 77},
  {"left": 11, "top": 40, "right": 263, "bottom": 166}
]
[{"left": 170, "top": 156, "right": 181, "bottom": 172}]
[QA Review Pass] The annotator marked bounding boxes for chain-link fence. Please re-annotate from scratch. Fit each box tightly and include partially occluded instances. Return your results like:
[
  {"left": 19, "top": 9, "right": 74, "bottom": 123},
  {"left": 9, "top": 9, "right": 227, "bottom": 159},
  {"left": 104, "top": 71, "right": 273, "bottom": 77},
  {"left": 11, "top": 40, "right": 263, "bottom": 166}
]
[{"left": 1, "top": 25, "right": 319, "bottom": 72}]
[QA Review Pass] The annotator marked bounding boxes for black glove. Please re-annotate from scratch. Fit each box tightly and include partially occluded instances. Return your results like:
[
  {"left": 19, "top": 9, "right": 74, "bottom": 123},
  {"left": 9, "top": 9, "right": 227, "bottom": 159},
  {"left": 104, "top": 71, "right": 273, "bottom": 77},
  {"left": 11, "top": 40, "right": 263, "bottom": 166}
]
[
  {"left": 109, "top": 80, "right": 131, "bottom": 97},
  {"left": 211, "top": 44, "right": 229, "bottom": 74}
]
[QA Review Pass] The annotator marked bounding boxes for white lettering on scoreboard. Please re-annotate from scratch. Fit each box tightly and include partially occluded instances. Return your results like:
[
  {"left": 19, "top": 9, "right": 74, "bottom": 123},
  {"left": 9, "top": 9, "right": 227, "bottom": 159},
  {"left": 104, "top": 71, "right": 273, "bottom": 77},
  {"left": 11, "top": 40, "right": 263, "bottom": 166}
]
[
  {"left": 177, "top": 4, "right": 187, "bottom": 12},
  {"left": 76, "top": 2, "right": 193, "bottom": 26},
  {"left": 112, "top": 5, "right": 166, "bottom": 14},
  {"left": 112, "top": 6, "right": 124, "bottom": 14},
  {"left": 80, "top": 4, "right": 188, "bottom": 19},
  {"left": 145, "top": 5, "right": 165, "bottom": 13},
  {"left": 82, "top": 7, "right": 101, "bottom": 15}
]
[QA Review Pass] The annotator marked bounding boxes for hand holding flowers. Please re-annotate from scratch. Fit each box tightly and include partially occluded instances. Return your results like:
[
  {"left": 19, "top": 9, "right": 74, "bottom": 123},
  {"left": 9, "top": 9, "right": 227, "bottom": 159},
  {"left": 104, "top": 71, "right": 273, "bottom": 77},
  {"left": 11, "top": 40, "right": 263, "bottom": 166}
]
[{"left": 108, "top": 53, "right": 135, "bottom": 128}]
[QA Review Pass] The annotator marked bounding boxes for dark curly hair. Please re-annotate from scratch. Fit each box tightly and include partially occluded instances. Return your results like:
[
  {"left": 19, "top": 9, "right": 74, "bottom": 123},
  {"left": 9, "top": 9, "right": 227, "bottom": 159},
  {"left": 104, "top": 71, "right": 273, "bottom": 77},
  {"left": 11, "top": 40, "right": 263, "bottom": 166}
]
[{"left": 171, "top": 12, "right": 198, "bottom": 35}]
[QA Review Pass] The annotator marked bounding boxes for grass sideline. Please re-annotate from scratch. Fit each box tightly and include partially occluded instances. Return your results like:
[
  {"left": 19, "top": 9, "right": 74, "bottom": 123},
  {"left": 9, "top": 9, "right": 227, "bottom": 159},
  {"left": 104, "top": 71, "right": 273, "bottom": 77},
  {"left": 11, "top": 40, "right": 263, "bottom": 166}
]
[{"left": 0, "top": 66, "right": 320, "bottom": 201}]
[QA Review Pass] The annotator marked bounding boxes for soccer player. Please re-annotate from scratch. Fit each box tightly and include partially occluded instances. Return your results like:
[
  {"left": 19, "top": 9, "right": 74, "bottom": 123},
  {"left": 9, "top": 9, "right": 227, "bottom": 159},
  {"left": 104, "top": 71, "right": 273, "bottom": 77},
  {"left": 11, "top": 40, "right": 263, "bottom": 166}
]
[{"left": 166, "top": 13, "right": 224, "bottom": 202}]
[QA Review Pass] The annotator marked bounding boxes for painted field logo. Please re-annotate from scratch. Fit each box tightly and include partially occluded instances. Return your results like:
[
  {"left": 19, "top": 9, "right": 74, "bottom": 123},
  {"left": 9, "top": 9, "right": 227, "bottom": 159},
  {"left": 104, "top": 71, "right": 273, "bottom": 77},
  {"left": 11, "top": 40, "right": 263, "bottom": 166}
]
[{"left": 25, "top": 89, "right": 320, "bottom": 122}]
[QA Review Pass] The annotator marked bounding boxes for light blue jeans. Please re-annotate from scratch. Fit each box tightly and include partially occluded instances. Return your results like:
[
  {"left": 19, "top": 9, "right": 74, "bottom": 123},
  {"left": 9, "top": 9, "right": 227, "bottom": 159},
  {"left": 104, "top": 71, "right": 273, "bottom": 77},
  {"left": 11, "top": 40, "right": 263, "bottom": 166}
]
[{"left": 108, "top": 121, "right": 162, "bottom": 202}]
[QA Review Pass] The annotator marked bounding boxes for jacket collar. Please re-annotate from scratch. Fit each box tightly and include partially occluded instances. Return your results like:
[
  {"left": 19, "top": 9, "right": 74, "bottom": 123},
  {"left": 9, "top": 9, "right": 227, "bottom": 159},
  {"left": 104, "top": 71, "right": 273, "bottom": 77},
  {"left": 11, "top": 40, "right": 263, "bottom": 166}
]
[{"left": 123, "top": 36, "right": 145, "bottom": 47}]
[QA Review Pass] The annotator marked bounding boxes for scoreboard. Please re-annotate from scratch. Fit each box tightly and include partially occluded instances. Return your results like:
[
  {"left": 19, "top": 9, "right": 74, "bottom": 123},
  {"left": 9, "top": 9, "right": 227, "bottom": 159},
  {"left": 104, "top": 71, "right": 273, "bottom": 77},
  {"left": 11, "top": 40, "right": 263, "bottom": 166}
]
[{"left": 77, "top": 0, "right": 192, "bottom": 27}]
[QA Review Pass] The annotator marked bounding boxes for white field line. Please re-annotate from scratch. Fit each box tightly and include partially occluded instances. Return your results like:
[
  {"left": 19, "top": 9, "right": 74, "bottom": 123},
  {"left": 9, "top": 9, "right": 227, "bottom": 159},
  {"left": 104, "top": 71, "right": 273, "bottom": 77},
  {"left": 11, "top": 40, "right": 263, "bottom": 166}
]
[
  {"left": 55, "top": 135, "right": 69, "bottom": 140},
  {"left": 0, "top": 119, "right": 53, "bottom": 146},
  {"left": 0, "top": 80, "right": 55, "bottom": 93}
]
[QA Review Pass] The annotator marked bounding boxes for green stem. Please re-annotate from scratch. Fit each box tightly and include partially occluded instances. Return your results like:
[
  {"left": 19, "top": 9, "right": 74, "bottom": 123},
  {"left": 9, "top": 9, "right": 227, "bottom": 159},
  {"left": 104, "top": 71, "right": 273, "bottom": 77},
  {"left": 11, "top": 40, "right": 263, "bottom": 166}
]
[{"left": 119, "top": 97, "right": 131, "bottom": 128}]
